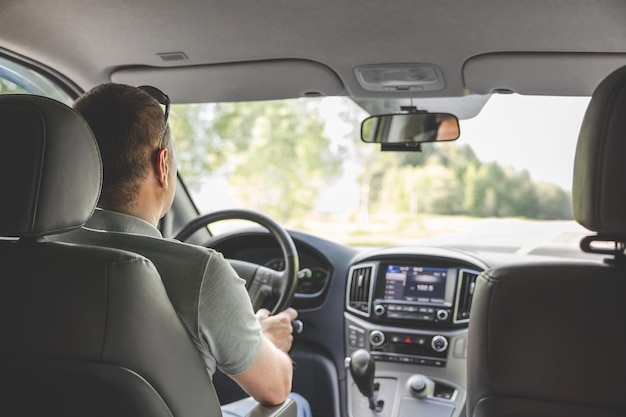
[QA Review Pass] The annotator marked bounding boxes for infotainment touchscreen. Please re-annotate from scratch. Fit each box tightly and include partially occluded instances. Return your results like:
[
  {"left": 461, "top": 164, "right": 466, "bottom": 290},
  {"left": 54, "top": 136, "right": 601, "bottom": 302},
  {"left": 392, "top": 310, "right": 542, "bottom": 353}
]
[{"left": 383, "top": 264, "right": 449, "bottom": 305}]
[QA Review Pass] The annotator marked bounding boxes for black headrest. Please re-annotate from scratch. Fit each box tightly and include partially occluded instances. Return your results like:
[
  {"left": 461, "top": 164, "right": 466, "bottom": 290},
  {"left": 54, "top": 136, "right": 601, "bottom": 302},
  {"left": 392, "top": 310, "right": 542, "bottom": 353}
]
[
  {"left": 0, "top": 95, "right": 101, "bottom": 237},
  {"left": 573, "top": 66, "right": 626, "bottom": 235}
]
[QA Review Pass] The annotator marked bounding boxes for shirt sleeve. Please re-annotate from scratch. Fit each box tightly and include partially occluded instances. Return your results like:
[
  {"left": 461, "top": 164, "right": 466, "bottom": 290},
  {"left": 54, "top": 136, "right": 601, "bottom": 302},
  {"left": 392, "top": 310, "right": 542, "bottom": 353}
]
[{"left": 196, "top": 250, "right": 263, "bottom": 376}]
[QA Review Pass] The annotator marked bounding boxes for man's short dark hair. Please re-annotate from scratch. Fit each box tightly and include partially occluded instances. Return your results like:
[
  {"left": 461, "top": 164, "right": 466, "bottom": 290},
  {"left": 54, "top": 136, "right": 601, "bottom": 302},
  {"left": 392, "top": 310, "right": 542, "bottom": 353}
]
[{"left": 74, "top": 83, "right": 172, "bottom": 211}]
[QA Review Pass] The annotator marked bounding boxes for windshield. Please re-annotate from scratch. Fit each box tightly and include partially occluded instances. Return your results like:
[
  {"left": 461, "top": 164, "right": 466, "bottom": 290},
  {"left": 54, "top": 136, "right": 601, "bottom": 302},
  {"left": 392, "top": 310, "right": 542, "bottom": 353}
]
[{"left": 171, "top": 94, "right": 591, "bottom": 257}]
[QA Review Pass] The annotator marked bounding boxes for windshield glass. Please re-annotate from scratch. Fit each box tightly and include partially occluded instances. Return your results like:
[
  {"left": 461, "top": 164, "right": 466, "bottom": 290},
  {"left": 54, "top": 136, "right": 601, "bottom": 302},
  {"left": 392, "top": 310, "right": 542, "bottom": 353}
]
[{"left": 171, "top": 94, "right": 592, "bottom": 257}]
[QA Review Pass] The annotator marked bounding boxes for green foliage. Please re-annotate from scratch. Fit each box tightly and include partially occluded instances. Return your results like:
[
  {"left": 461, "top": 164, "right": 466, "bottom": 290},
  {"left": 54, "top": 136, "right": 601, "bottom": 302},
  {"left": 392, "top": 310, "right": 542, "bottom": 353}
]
[
  {"left": 534, "top": 182, "right": 573, "bottom": 219},
  {"left": 171, "top": 104, "right": 230, "bottom": 191},
  {"left": 224, "top": 101, "right": 343, "bottom": 222},
  {"left": 363, "top": 141, "right": 573, "bottom": 220},
  {"left": 172, "top": 100, "right": 344, "bottom": 222},
  {"left": 0, "top": 78, "right": 27, "bottom": 94}
]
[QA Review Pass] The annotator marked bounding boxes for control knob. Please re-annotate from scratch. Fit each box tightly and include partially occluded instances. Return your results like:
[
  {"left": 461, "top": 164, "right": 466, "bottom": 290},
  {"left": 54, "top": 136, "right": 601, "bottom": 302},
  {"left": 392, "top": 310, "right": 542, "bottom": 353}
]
[
  {"left": 373, "top": 304, "right": 386, "bottom": 316},
  {"left": 369, "top": 330, "right": 385, "bottom": 347},
  {"left": 431, "top": 335, "right": 448, "bottom": 353},
  {"left": 436, "top": 309, "right": 449, "bottom": 321}
]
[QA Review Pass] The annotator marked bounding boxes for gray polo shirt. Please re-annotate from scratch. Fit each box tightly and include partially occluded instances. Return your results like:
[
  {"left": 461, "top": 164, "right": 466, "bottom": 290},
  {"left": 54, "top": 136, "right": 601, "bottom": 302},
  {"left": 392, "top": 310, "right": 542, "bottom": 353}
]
[{"left": 51, "top": 208, "right": 263, "bottom": 377}]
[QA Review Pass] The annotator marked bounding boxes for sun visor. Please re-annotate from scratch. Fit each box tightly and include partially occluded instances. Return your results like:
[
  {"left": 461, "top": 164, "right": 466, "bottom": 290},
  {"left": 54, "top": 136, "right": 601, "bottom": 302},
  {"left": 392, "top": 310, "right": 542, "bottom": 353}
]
[
  {"left": 464, "top": 53, "right": 626, "bottom": 96},
  {"left": 111, "top": 59, "right": 346, "bottom": 103}
]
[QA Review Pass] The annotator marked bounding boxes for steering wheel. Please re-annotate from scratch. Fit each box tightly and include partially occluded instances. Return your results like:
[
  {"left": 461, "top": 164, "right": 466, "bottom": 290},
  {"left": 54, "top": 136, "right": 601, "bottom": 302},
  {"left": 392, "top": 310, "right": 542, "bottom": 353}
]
[{"left": 173, "top": 209, "right": 299, "bottom": 315}]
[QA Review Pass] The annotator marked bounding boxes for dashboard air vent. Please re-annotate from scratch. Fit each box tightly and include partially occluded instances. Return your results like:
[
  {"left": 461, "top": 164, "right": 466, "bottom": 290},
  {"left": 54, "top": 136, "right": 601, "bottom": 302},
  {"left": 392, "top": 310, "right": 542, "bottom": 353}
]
[
  {"left": 346, "top": 264, "right": 376, "bottom": 317},
  {"left": 454, "top": 269, "right": 480, "bottom": 323}
]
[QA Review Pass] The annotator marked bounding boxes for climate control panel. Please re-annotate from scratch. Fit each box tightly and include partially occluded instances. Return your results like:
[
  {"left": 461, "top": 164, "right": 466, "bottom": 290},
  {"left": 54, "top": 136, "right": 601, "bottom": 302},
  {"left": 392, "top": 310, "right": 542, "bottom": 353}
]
[{"left": 347, "top": 323, "right": 449, "bottom": 368}]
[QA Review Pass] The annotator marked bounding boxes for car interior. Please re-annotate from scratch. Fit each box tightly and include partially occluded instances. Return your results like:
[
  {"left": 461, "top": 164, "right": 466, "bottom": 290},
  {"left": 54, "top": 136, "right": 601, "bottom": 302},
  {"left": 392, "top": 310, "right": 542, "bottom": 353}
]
[{"left": 1, "top": 1, "right": 626, "bottom": 417}]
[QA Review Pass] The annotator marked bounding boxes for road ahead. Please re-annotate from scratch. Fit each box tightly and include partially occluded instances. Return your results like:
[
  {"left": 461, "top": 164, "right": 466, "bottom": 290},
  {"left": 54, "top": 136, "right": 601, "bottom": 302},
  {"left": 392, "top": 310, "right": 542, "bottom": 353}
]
[{"left": 411, "top": 219, "right": 602, "bottom": 260}]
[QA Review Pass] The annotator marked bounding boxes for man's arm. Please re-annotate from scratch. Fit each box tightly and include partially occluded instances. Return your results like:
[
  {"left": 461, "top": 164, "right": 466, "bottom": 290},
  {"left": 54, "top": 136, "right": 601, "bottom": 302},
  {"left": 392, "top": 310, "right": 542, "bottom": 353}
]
[
  {"left": 230, "top": 337, "right": 293, "bottom": 405},
  {"left": 230, "top": 308, "right": 298, "bottom": 406},
  {"left": 195, "top": 253, "right": 297, "bottom": 405}
]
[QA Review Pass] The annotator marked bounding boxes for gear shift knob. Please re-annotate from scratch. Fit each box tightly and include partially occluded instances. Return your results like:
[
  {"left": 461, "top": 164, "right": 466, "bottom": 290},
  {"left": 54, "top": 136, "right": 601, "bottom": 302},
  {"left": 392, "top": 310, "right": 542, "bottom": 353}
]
[{"left": 349, "top": 349, "right": 376, "bottom": 401}]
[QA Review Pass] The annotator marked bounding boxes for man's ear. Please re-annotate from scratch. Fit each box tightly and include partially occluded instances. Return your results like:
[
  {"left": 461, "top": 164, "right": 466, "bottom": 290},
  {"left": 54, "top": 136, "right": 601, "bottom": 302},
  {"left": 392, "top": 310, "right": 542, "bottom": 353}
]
[{"left": 155, "top": 148, "right": 170, "bottom": 188}]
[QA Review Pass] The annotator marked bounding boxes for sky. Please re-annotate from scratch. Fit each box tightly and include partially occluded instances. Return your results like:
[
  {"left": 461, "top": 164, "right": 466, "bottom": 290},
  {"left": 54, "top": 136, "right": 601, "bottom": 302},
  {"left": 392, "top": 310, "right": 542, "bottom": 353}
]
[{"left": 460, "top": 94, "right": 591, "bottom": 190}]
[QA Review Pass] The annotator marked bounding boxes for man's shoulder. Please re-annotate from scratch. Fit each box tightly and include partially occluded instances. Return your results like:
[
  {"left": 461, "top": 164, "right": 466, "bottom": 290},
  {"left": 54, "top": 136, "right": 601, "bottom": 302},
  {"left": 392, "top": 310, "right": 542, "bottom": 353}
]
[{"left": 52, "top": 226, "right": 222, "bottom": 262}]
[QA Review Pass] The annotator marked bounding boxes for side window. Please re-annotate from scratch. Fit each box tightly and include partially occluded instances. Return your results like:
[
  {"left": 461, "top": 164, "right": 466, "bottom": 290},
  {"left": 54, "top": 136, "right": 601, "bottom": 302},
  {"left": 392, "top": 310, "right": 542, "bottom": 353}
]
[{"left": 0, "top": 55, "right": 73, "bottom": 104}]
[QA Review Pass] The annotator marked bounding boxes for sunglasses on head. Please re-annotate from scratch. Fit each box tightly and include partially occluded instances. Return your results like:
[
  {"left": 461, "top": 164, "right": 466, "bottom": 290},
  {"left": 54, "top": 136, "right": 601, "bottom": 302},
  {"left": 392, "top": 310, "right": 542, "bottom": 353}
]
[{"left": 138, "top": 85, "right": 170, "bottom": 148}]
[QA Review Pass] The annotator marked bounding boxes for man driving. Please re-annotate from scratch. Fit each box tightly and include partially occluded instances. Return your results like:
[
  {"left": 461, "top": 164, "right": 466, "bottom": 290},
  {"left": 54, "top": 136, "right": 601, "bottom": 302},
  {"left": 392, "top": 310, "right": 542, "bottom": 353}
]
[{"left": 51, "top": 83, "right": 311, "bottom": 416}]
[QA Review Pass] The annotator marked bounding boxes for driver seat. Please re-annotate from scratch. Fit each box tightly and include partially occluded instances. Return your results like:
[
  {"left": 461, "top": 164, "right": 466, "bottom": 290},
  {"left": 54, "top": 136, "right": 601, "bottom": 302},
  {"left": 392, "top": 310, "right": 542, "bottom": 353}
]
[{"left": 0, "top": 95, "right": 224, "bottom": 416}]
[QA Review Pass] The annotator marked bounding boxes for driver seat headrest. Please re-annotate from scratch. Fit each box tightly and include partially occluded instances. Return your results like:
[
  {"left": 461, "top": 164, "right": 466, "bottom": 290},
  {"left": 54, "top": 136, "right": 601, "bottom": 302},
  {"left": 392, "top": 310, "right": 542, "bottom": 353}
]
[
  {"left": 0, "top": 95, "right": 102, "bottom": 238},
  {"left": 574, "top": 65, "right": 626, "bottom": 236}
]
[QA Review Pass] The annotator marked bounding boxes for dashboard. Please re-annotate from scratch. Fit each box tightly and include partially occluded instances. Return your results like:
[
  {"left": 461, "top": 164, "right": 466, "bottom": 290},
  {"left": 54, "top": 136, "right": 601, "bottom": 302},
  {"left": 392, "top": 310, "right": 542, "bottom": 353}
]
[
  {"left": 208, "top": 230, "right": 334, "bottom": 309},
  {"left": 343, "top": 247, "right": 486, "bottom": 417},
  {"left": 207, "top": 228, "right": 525, "bottom": 417},
  {"left": 207, "top": 227, "right": 593, "bottom": 417}
]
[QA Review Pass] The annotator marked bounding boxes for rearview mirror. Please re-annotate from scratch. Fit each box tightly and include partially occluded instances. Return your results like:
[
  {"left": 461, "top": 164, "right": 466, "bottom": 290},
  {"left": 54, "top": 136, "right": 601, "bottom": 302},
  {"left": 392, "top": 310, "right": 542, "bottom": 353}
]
[{"left": 361, "top": 113, "right": 460, "bottom": 144}]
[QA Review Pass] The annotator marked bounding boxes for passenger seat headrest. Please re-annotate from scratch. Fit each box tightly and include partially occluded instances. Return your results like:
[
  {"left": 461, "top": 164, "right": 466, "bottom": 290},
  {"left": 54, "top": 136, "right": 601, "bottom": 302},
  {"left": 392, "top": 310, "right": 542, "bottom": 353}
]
[
  {"left": 0, "top": 95, "right": 102, "bottom": 238},
  {"left": 574, "top": 66, "right": 626, "bottom": 235}
]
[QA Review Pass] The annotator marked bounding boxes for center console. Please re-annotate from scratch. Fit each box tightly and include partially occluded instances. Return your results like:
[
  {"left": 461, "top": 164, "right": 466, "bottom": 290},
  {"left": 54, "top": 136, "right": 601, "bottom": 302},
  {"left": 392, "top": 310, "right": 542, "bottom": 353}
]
[{"left": 344, "top": 249, "right": 483, "bottom": 417}]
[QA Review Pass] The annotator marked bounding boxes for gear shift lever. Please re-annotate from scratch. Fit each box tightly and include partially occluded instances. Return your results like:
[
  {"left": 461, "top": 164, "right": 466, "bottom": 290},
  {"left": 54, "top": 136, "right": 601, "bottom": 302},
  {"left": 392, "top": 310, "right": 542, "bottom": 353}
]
[{"left": 348, "top": 349, "right": 383, "bottom": 411}]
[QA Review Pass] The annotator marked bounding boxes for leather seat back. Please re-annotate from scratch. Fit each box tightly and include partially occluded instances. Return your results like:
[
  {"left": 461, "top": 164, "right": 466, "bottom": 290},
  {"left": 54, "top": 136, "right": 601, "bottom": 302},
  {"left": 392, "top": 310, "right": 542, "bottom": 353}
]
[{"left": 0, "top": 95, "right": 222, "bottom": 417}]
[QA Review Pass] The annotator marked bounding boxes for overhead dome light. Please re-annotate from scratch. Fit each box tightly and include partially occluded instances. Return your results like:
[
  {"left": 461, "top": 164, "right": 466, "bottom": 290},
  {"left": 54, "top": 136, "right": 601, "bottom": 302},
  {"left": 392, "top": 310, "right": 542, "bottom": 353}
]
[{"left": 355, "top": 64, "right": 445, "bottom": 92}]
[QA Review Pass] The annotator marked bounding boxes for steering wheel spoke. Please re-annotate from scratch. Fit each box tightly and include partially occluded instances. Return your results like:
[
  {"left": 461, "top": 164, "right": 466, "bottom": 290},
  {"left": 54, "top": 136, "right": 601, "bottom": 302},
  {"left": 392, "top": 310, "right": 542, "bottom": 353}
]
[{"left": 248, "top": 266, "right": 280, "bottom": 311}]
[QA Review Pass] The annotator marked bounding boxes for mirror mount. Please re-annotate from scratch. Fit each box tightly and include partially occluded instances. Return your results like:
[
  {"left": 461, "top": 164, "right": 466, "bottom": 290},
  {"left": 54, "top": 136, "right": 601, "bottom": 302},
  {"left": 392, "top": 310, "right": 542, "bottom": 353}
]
[
  {"left": 381, "top": 142, "right": 422, "bottom": 152},
  {"left": 399, "top": 105, "right": 426, "bottom": 114}
]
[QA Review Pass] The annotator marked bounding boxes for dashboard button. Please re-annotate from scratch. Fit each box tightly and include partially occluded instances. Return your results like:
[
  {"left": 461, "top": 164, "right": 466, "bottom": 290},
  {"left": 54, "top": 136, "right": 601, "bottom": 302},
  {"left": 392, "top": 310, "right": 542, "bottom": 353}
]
[
  {"left": 431, "top": 335, "right": 448, "bottom": 352},
  {"left": 414, "top": 337, "right": 427, "bottom": 346}
]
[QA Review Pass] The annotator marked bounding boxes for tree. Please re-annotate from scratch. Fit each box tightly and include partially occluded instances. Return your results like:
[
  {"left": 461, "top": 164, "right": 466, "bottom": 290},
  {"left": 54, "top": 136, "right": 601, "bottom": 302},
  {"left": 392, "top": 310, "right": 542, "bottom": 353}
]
[
  {"left": 171, "top": 104, "right": 231, "bottom": 191},
  {"left": 211, "top": 100, "right": 345, "bottom": 223},
  {"left": 0, "top": 79, "right": 26, "bottom": 94},
  {"left": 363, "top": 139, "right": 572, "bottom": 220},
  {"left": 535, "top": 182, "right": 573, "bottom": 220}
]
